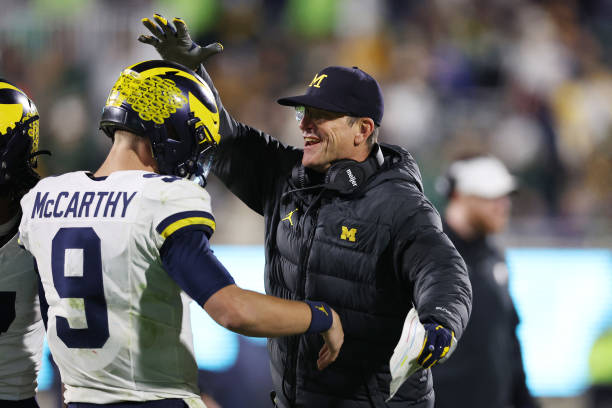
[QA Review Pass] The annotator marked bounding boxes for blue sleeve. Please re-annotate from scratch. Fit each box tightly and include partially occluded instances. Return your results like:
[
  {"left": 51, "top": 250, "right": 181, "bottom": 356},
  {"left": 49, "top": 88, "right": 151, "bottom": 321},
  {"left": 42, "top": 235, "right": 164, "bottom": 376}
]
[{"left": 160, "top": 229, "right": 235, "bottom": 305}]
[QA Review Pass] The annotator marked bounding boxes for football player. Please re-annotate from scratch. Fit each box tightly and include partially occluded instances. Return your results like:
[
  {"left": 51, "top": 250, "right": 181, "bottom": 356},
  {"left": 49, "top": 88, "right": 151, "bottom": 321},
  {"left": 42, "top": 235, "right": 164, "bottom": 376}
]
[
  {"left": 18, "top": 60, "right": 343, "bottom": 408},
  {"left": 0, "top": 79, "right": 47, "bottom": 408}
]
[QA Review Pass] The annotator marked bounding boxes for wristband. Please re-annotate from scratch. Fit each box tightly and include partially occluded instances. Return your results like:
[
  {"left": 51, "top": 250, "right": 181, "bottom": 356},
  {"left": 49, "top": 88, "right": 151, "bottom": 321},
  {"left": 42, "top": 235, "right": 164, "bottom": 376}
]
[{"left": 305, "top": 301, "right": 333, "bottom": 334}]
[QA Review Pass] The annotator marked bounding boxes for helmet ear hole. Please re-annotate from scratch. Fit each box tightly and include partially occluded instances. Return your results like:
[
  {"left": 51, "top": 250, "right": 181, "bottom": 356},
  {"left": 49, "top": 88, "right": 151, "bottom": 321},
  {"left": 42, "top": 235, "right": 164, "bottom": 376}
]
[{"left": 164, "top": 122, "right": 179, "bottom": 142}]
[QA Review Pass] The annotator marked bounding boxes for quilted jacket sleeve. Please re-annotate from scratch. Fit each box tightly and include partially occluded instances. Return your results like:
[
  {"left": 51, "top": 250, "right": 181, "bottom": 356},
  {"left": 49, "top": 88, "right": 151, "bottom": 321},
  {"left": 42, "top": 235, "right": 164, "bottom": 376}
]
[
  {"left": 198, "top": 63, "right": 302, "bottom": 215},
  {"left": 392, "top": 184, "right": 472, "bottom": 340}
]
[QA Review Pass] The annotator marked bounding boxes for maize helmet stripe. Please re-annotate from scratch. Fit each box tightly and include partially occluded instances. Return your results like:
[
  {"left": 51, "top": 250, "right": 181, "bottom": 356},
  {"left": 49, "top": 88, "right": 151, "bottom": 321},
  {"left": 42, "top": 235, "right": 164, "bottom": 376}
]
[
  {"left": 0, "top": 82, "right": 23, "bottom": 92},
  {"left": 0, "top": 86, "right": 39, "bottom": 156},
  {"left": 0, "top": 104, "right": 24, "bottom": 135},
  {"left": 0, "top": 78, "right": 43, "bottom": 194},
  {"left": 0, "top": 89, "right": 30, "bottom": 134},
  {"left": 188, "top": 92, "right": 220, "bottom": 144}
]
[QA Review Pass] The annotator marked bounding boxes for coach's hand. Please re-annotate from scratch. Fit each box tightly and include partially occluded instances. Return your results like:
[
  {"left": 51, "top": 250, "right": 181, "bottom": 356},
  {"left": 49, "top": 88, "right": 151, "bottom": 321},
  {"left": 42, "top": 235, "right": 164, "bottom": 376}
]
[
  {"left": 139, "top": 14, "right": 222, "bottom": 70},
  {"left": 416, "top": 323, "right": 456, "bottom": 369},
  {"left": 138, "top": 14, "right": 236, "bottom": 138},
  {"left": 318, "top": 308, "right": 343, "bottom": 370}
]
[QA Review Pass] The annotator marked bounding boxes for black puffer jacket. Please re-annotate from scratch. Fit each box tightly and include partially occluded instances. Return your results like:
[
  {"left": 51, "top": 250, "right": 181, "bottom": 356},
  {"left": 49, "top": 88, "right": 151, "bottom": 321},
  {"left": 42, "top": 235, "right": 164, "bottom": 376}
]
[{"left": 213, "top": 121, "right": 472, "bottom": 408}]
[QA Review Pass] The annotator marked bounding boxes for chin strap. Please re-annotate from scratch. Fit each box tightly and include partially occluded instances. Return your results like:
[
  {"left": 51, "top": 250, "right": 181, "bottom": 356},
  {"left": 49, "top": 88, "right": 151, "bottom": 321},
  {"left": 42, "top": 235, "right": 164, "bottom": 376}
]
[{"left": 30, "top": 150, "right": 51, "bottom": 160}]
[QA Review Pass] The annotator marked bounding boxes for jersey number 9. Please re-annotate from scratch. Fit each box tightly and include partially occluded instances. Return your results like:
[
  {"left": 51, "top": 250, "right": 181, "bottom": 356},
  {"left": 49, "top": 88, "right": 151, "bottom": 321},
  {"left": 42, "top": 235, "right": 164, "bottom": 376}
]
[{"left": 52, "top": 227, "right": 109, "bottom": 348}]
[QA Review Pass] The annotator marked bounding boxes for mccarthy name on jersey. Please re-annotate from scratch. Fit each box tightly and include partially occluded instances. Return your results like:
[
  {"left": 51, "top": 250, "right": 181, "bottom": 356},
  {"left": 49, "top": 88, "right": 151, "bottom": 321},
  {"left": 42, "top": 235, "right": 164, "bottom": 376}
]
[
  {"left": 18, "top": 170, "right": 215, "bottom": 407},
  {"left": 29, "top": 186, "right": 136, "bottom": 219}
]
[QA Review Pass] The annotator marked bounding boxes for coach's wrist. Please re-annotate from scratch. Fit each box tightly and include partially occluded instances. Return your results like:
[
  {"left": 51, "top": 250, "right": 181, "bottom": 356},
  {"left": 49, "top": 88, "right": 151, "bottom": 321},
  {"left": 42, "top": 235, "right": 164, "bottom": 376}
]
[{"left": 305, "top": 300, "right": 333, "bottom": 333}]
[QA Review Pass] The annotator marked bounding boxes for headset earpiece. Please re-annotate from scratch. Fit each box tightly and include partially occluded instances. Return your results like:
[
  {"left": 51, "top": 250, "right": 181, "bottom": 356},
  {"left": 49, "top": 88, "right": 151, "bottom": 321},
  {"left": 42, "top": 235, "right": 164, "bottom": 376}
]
[
  {"left": 323, "top": 159, "right": 369, "bottom": 194},
  {"left": 290, "top": 145, "right": 383, "bottom": 195}
]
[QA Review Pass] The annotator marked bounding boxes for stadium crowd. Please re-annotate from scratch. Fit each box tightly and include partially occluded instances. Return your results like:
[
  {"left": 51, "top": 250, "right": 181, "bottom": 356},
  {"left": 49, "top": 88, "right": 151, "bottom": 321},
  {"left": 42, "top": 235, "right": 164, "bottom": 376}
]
[{"left": 0, "top": 0, "right": 609, "bottom": 246}]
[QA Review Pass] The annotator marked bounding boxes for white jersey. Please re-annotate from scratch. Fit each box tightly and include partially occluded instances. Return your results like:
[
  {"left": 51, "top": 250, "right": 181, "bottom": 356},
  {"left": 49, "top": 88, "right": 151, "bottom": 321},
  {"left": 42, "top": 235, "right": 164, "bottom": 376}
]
[
  {"left": 19, "top": 170, "right": 216, "bottom": 406},
  {"left": 0, "top": 232, "right": 44, "bottom": 401}
]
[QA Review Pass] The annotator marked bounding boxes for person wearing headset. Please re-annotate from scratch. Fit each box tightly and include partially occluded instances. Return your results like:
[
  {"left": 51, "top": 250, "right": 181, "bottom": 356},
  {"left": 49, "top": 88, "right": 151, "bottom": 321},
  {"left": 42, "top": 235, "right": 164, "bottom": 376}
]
[
  {"left": 432, "top": 154, "right": 538, "bottom": 408},
  {"left": 138, "top": 15, "right": 472, "bottom": 408}
]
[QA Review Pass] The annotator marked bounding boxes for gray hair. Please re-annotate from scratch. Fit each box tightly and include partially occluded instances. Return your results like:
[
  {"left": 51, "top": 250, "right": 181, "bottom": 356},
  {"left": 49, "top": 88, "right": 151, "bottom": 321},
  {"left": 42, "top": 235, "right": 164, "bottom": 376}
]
[{"left": 346, "top": 116, "right": 379, "bottom": 148}]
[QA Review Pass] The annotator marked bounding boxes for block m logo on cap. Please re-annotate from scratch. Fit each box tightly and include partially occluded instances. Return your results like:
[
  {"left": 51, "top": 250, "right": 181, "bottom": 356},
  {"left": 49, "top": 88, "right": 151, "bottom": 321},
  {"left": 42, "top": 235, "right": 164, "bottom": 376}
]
[{"left": 309, "top": 73, "right": 328, "bottom": 88}]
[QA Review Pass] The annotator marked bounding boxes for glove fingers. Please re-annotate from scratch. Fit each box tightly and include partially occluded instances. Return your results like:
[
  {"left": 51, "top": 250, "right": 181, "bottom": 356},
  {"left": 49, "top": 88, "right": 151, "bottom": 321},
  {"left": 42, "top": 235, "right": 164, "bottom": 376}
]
[
  {"left": 419, "top": 352, "right": 434, "bottom": 367},
  {"left": 418, "top": 323, "right": 454, "bottom": 369},
  {"left": 425, "top": 358, "right": 439, "bottom": 369},
  {"left": 431, "top": 328, "right": 452, "bottom": 359},
  {"left": 172, "top": 17, "right": 190, "bottom": 38},
  {"left": 439, "top": 342, "right": 450, "bottom": 359},
  {"left": 197, "top": 42, "right": 224, "bottom": 61},
  {"left": 142, "top": 18, "right": 165, "bottom": 39},
  {"left": 438, "top": 330, "right": 455, "bottom": 360},
  {"left": 153, "top": 13, "right": 176, "bottom": 36},
  {"left": 416, "top": 335, "right": 432, "bottom": 366},
  {"left": 420, "top": 341, "right": 440, "bottom": 368},
  {"left": 433, "top": 336, "right": 447, "bottom": 359},
  {"left": 137, "top": 35, "right": 161, "bottom": 46}
]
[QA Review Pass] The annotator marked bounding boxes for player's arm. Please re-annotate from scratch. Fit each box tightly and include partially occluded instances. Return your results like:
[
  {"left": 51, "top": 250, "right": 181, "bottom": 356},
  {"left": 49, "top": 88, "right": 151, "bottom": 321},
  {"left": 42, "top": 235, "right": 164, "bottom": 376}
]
[{"left": 160, "top": 228, "right": 343, "bottom": 370}]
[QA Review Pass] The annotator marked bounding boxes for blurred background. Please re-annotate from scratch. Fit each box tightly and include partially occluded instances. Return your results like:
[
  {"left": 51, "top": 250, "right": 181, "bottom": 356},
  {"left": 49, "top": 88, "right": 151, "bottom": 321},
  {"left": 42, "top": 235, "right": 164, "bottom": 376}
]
[{"left": 1, "top": 0, "right": 610, "bottom": 407}]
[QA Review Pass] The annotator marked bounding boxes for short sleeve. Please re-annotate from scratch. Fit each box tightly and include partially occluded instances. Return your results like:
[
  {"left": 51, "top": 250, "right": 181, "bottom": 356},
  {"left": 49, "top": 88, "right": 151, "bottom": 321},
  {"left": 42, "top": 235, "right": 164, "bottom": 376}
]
[{"left": 139, "top": 174, "right": 216, "bottom": 250}]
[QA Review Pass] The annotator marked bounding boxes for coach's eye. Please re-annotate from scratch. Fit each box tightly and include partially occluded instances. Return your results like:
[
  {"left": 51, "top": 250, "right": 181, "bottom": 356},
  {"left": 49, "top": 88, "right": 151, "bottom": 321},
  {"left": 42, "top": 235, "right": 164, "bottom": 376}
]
[{"left": 295, "top": 106, "right": 305, "bottom": 122}]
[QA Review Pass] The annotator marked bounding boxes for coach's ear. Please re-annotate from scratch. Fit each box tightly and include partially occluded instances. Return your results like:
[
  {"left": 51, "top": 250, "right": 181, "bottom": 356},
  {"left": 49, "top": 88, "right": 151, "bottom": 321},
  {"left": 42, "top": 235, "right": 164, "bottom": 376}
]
[
  {"left": 352, "top": 117, "right": 375, "bottom": 147},
  {"left": 138, "top": 14, "right": 223, "bottom": 70}
]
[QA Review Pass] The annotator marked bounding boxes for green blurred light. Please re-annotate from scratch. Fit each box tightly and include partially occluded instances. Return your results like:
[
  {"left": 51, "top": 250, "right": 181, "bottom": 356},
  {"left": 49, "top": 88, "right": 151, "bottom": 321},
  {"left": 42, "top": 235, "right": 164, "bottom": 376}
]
[
  {"left": 33, "top": 0, "right": 91, "bottom": 18},
  {"left": 153, "top": 0, "right": 220, "bottom": 36},
  {"left": 590, "top": 329, "right": 612, "bottom": 384},
  {"left": 285, "top": 0, "right": 337, "bottom": 39}
]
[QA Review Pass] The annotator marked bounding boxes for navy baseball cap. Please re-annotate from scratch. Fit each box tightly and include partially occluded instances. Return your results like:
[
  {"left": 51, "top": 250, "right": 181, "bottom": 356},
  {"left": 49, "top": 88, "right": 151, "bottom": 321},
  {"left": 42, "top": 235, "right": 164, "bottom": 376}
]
[{"left": 277, "top": 66, "right": 384, "bottom": 126}]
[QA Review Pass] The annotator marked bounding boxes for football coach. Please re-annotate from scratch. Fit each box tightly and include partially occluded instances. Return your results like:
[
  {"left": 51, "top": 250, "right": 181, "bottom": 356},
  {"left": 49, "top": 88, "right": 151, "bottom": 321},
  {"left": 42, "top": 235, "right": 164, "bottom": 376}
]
[{"left": 139, "top": 14, "right": 472, "bottom": 408}]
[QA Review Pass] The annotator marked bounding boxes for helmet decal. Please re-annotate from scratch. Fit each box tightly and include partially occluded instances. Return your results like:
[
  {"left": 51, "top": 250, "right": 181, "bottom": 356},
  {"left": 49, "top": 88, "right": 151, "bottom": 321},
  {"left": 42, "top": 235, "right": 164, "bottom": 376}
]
[
  {"left": 26, "top": 111, "right": 39, "bottom": 153},
  {"left": 99, "top": 60, "right": 221, "bottom": 186},
  {"left": 106, "top": 71, "right": 188, "bottom": 124}
]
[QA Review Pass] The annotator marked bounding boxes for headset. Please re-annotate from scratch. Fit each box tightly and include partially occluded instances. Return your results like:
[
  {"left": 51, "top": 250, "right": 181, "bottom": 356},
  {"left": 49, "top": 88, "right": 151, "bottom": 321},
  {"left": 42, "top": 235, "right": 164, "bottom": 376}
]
[{"left": 291, "top": 144, "right": 384, "bottom": 195}]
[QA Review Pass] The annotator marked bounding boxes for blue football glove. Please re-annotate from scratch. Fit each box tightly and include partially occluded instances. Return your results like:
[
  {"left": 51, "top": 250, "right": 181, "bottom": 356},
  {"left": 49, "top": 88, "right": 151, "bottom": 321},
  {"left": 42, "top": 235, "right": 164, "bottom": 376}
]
[
  {"left": 416, "top": 323, "right": 456, "bottom": 369},
  {"left": 138, "top": 14, "right": 222, "bottom": 71}
]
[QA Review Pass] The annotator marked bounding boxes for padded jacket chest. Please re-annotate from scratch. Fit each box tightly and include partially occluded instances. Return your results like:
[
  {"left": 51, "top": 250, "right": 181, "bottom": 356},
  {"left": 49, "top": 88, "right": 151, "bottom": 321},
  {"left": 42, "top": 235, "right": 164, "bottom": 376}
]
[{"left": 275, "top": 191, "right": 393, "bottom": 303}]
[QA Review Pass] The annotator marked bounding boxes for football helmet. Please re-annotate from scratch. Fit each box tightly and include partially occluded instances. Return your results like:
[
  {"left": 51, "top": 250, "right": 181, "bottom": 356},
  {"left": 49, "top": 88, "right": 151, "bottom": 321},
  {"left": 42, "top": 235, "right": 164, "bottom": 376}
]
[
  {"left": 0, "top": 79, "right": 44, "bottom": 198},
  {"left": 100, "top": 60, "right": 220, "bottom": 186}
]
